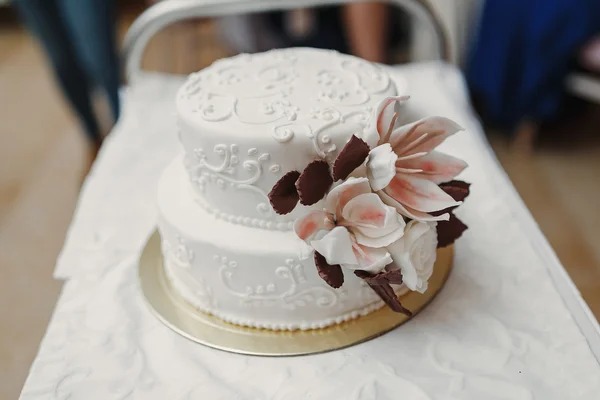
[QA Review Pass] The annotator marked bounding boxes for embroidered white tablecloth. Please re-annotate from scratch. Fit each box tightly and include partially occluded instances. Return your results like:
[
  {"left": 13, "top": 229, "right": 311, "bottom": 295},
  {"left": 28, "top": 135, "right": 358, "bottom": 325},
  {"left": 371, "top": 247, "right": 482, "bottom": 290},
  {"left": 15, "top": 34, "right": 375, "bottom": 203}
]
[{"left": 20, "top": 63, "right": 600, "bottom": 399}]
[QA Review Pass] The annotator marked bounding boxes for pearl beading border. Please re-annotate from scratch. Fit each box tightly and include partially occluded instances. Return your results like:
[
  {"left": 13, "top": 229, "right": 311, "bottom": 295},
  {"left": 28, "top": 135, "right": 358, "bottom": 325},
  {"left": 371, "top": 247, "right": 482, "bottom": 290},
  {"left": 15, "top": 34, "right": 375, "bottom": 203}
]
[{"left": 193, "top": 193, "right": 294, "bottom": 231}]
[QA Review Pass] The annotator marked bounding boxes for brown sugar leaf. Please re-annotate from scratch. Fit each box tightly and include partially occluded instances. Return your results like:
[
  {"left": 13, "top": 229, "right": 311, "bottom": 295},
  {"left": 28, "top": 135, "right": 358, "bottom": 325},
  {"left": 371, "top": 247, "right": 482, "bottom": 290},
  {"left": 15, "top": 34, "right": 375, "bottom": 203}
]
[
  {"left": 368, "top": 283, "right": 413, "bottom": 315},
  {"left": 296, "top": 160, "right": 333, "bottom": 206},
  {"left": 354, "top": 268, "right": 404, "bottom": 286},
  {"left": 332, "top": 135, "right": 370, "bottom": 181},
  {"left": 354, "top": 269, "right": 412, "bottom": 316},
  {"left": 431, "top": 180, "right": 471, "bottom": 217},
  {"left": 436, "top": 213, "right": 468, "bottom": 248},
  {"left": 439, "top": 180, "right": 471, "bottom": 202},
  {"left": 314, "top": 251, "right": 344, "bottom": 288},
  {"left": 268, "top": 170, "right": 301, "bottom": 215}
]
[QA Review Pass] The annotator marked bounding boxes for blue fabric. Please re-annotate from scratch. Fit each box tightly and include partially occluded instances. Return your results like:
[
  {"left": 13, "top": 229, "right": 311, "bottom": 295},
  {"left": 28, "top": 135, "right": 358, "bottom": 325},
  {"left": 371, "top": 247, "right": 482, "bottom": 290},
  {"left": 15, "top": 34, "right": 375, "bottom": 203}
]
[
  {"left": 14, "top": 0, "right": 119, "bottom": 142},
  {"left": 466, "top": 0, "right": 600, "bottom": 129}
]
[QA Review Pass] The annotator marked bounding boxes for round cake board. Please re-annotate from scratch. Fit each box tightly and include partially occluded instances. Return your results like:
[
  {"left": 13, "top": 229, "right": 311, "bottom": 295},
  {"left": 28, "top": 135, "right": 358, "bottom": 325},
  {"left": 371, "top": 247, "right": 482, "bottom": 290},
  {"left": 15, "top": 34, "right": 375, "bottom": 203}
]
[{"left": 139, "top": 231, "right": 453, "bottom": 356}]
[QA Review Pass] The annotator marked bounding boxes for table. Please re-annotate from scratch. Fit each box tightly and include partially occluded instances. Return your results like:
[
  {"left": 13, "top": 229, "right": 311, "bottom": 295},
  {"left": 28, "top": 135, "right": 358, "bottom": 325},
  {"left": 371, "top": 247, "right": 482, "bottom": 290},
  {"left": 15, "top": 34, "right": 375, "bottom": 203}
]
[{"left": 19, "top": 64, "right": 600, "bottom": 399}]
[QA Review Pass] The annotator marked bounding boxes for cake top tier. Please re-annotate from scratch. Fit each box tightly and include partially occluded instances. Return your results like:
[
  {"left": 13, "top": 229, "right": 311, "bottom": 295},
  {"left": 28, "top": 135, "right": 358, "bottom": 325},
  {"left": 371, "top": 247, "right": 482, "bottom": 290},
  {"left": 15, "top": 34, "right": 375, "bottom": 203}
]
[
  {"left": 177, "top": 48, "right": 397, "bottom": 154},
  {"left": 176, "top": 48, "right": 398, "bottom": 231}
]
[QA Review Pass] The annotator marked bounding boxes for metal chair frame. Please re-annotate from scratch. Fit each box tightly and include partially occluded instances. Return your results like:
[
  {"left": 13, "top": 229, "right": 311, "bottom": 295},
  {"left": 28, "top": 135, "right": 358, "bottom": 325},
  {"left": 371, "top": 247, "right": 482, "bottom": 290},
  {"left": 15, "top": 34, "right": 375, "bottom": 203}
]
[{"left": 122, "top": 0, "right": 449, "bottom": 82}]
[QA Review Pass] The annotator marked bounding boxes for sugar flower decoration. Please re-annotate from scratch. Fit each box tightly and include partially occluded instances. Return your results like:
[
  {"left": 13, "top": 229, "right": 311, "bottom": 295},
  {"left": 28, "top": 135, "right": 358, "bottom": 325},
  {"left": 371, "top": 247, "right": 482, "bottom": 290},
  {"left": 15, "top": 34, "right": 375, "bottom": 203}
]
[
  {"left": 294, "top": 177, "right": 405, "bottom": 279},
  {"left": 388, "top": 220, "right": 437, "bottom": 293},
  {"left": 365, "top": 96, "right": 468, "bottom": 221},
  {"left": 267, "top": 95, "right": 472, "bottom": 315}
]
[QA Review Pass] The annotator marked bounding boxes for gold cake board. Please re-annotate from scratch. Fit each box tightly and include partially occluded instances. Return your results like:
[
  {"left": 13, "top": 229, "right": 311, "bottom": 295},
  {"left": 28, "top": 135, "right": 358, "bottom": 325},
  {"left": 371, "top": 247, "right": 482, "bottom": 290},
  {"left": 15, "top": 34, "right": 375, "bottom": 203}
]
[{"left": 139, "top": 231, "right": 453, "bottom": 356}]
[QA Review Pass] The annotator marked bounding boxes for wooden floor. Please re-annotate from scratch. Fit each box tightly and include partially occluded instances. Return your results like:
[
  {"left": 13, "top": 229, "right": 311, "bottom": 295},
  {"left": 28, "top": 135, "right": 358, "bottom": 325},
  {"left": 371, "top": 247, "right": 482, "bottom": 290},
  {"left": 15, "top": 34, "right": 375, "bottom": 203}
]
[
  {"left": 491, "top": 134, "right": 600, "bottom": 312},
  {"left": 1, "top": 6, "right": 600, "bottom": 399}
]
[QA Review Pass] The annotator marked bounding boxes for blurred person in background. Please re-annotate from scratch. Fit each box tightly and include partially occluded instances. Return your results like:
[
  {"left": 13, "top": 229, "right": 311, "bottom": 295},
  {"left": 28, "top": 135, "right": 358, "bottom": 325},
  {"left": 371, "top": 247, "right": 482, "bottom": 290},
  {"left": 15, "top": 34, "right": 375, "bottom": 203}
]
[
  {"left": 14, "top": 0, "right": 120, "bottom": 156},
  {"left": 342, "top": 2, "right": 389, "bottom": 63},
  {"left": 219, "top": 2, "right": 401, "bottom": 64},
  {"left": 467, "top": 0, "right": 600, "bottom": 140},
  {"left": 265, "top": 3, "right": 390, "bottom": 63}
]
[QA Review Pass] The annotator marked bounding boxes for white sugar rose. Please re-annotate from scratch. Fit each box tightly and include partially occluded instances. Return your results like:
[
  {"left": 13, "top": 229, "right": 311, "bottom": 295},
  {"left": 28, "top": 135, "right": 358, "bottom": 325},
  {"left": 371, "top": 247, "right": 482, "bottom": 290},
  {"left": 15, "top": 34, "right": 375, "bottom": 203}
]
[{"left": 388, "top": 220, "right": 437, "bottom": 293}]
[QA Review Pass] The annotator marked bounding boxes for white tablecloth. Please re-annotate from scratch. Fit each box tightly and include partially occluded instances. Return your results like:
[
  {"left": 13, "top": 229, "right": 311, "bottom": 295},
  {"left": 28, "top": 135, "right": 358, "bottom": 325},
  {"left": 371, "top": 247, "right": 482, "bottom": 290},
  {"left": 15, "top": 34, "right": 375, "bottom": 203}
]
[{"left": 20, "top": 64, "right": 600, "bottom": 399}]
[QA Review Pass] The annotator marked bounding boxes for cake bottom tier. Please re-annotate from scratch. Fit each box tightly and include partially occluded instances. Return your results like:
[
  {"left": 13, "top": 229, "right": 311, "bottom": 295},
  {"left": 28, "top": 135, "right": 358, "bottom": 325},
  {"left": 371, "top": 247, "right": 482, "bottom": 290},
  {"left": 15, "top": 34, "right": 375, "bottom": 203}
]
[{"left": 157, "top": 156, "right": 407, "bottom": 331}]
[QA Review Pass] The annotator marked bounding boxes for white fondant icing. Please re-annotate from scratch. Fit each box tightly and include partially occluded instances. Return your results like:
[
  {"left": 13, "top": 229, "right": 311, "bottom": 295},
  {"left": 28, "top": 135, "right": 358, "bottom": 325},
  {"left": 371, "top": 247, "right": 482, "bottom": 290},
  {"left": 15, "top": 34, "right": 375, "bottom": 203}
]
[
  {"left": 158, "top": 158, "right": 408, "bottom": 330},
  {"left": 183, "top": 144, "right": 278, "bottom": 220},
  {"left": 177, "top": 48, "right": 398, "bottom": 228}
]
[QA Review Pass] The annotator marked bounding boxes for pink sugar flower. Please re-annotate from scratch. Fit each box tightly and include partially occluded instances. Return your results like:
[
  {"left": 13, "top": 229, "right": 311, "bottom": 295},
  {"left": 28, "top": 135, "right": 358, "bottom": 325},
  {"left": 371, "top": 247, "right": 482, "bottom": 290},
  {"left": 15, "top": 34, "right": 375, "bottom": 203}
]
[
  {"left": 365, "top": 97, "right": 468, "bottom": 221},
  {"left": 294, "top": 177, "right": 405, "bottom": 274}
]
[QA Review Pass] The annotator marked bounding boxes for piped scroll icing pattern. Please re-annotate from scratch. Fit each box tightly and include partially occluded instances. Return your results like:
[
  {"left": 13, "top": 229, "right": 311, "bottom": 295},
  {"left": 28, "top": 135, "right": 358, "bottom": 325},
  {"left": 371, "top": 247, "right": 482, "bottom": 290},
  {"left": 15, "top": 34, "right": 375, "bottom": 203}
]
[
  {"left": 162, "top": 236, "right": 215, "bottom": 308},
  {"left": 183, "top": 144, "right": 281, "bottom": 220},
  {"left": 307, "top": 107, "right": 373, "bottom": 158},
  {"left": 161, "top": 235, "right": 194, "bottom": 268},
  {"left": 179, "top": 49, "right": 392, "bottom": 156},
  {"left": 217, "top": 255, "right": 344, "bottom": 310},
  {"left": 180, "top": 51, "right": 301, "bottom": 127},
  {"left": 214, "top": 255, "right": 346, "bottom": 310}
]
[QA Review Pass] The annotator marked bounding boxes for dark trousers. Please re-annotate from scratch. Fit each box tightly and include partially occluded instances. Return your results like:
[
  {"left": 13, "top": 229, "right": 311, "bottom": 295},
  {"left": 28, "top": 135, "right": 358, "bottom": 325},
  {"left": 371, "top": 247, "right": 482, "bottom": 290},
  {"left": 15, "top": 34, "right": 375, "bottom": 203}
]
[{"left": 14, "top": 0, "right": 120, "bottom": 142}]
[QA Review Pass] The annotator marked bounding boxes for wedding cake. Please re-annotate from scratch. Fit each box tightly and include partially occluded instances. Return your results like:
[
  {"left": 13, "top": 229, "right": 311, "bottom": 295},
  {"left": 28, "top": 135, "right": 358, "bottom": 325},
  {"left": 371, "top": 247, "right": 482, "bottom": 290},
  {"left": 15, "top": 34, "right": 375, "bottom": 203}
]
[{"left": 157, "top": 48, "right": 470, "bottom": 330}]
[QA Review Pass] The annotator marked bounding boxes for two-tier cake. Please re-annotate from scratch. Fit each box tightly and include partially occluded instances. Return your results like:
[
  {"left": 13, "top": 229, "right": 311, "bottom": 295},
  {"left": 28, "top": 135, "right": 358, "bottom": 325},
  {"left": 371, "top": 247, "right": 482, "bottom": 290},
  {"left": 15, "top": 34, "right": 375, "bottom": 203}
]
[{"left": 157, "top": 48, "right": 470, "bottom": 331}]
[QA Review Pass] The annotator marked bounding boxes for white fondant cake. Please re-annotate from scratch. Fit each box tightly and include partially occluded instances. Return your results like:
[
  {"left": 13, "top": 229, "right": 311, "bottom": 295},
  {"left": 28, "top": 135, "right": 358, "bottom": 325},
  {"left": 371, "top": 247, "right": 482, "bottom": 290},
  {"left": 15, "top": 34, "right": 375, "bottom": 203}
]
[
  {"left": 157, "top": 48, "right": 469, "bottom": 330},
  {"left": 176, "top": 48, "right": 397, "bottom": 230},
  {"left": 158, "top": 157, "right": 397, "bottom": 330}
]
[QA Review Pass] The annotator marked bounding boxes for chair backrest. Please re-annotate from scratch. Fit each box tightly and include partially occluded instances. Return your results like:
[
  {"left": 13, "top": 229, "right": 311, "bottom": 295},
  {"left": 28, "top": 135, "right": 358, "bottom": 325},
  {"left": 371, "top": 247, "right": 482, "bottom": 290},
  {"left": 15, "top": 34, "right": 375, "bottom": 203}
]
[{"left": 122, "top": 0, "right": 449, "bottom": 83}]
